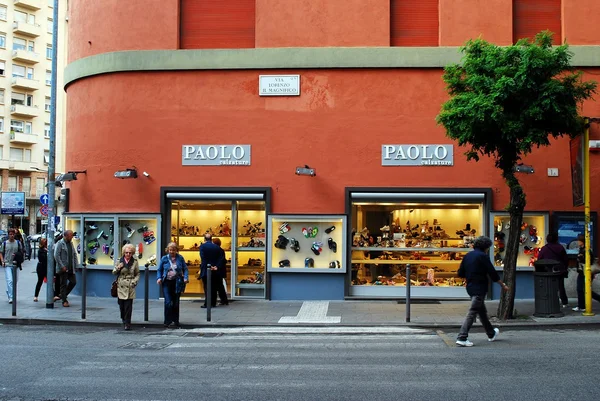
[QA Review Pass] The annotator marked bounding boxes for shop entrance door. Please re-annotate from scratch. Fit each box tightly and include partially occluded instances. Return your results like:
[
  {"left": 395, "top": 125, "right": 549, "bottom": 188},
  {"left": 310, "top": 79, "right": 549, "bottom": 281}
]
[{"left": 169, "top": 200, "right": 266, "bottom": 299}]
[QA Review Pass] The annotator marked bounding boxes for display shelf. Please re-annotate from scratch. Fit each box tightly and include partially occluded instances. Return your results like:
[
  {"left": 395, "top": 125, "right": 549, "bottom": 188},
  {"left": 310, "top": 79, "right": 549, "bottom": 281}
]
[
  {"left": 351, "top": 259, "right": 461, "bottom": 265},
  {"left": 272, "top": 267, "right": 345, "bottom": 273},
  {"left": 238, "top": 247, "right": 266, "bottom": 252},
  {"left": 352, "top": 247, "right": 472, "bottom": 252},
  {"left": 236, "top": 283, "right": 265, "bottom": 289}
]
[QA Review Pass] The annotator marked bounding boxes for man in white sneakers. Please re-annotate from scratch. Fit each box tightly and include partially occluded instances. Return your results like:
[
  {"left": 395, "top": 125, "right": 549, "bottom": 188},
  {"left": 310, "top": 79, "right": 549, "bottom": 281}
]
[{"left": 456, "top": 236, "right": 509, "bottom": 347}]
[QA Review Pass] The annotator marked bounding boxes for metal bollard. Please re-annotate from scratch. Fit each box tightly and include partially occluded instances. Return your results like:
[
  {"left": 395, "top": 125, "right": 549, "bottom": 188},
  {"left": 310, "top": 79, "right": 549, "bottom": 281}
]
[
  {"left": 144, "top": 265, "right": 149, "bottom": 322},
  {"left": 405, "top": 264, "right": 411, "bottom": 323},
  {"left": 81, "top": 264, "right": 87, "bottom": 320},
  {"left": 206, "top": 264, "right": 212, "bottom": 322},
  {"left": 12, "top": 265, "right": 18, "bottom": 317}
]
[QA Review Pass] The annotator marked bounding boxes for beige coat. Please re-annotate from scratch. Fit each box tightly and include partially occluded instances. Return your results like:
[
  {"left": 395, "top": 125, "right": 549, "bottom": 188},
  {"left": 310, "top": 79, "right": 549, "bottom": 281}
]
[{"left": 112, "top": 258, "right": 140, "bottom": 300}]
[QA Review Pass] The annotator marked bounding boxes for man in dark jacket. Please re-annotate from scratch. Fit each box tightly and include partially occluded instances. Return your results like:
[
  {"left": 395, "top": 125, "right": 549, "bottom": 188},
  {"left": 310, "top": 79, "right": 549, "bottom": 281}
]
[
  {"left": 456, "top": 236, "right": 509, "bottom": 347},
  {"left": 199, "top": 233, "right": 221, "bottom": 308},
  {"left": 537, "top": 232, "right": 570, "bottom": 307}
]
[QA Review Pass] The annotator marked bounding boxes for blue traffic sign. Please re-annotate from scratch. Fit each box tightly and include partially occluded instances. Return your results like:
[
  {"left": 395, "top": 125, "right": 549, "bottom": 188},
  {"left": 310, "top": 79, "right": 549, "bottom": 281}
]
[{"left": 40, "top": 194, "right": 49, "bottom": 205}]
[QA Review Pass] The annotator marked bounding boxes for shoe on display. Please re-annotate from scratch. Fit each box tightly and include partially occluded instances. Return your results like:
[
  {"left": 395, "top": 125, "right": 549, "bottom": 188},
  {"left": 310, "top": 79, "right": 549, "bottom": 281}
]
[
  {"left": 289, "top": 238, "right": 300, "bottom": 252},
  {"left": 455, "top": 339, "right": 473, "bottom": 347},
  {"left": 125, "top": 223, "right": 135, "bottom": 238},
  {"left": 519, "top": 233, "right": 527, "bottom": 244},
  {"left": 305, "top": 258, "right": 314, "bottom": 268},
  {"left": 274, "top": 235, "right": 289, "bottom": 250},
  {"left": 311, "top": 242, "right": 323, "bottom": 255},
  {"left": 325, "top": 226, "right": 336, "bottom": 234},
  {"left": 279, "top": 222, "right": 291, "bottom": 234},
  {"left": 87, "top": 257, "right": 96, "bottom": 265},
  {"left": 311, "top": 227, "right": 319, "bottom": 237},
  {"left": 109, "top": 223, "right": 114, "bottom": 235},
  {"left": 278, "top": 259, "right": 291, "bottom": 268},
  {"left": 96, "top": 230, "right": 109, "bottom": 240},
  {"left": 137, "top": 225, "right": 149, "bottom": 233},
  {"left": 136, "top": 243, "right": 143, "bottom": 259},
  {"left": 329, "top": 261, "right": 336, "bottom": 269},
  {"left": 328, "top": 238, "right": 337, "bottom": 253},
  {"left": 488, "top": 328, "right": 500, "bottom": 342}
]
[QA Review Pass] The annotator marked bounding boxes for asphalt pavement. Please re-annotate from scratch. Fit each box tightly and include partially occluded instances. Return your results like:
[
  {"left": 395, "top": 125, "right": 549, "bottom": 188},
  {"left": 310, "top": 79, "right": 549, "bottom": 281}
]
[{"left": 2, "top": 258, "right": 600, "bottom": 330}]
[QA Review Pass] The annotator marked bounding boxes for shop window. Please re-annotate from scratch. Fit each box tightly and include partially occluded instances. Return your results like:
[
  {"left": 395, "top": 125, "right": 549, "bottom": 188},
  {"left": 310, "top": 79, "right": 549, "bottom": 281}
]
[
  {"left": 65, "top": 217, "right": 81, "bottom": 258},
  {"left": 491, "top": 212, "right": 548, "bottom": 269},
  {"left": 349, "top": 201, "right": 484, "bottom": 294},
  {"left": 117, "top": 217, "right": 159, "bottom": 266},
  {"left": 236, "top": 201, "right": 266, "bottom": 297},
  {"left": 267, "top": 215, "right": 346, "bottom": 272},
  {"left": 81, "top": 218, "right": 115, "bottom": 266}
]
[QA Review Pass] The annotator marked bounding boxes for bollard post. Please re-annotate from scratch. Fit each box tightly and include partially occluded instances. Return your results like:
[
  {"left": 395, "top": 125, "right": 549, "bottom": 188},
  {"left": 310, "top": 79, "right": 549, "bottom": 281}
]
[
  {"left": 81, "top": 263, "right": 87, "bottom": 320},
  {"left": 206, "top": 264, "right": 212, "bottom": 322},
  {"left": 12, "top": 265, "right": 18, "bottom": 317},
  {"left": 405, "top": 264, "right": 411, "bottom": 323},
  {"left": 144, "top": 265, "right": 149, "bottom": 322}
]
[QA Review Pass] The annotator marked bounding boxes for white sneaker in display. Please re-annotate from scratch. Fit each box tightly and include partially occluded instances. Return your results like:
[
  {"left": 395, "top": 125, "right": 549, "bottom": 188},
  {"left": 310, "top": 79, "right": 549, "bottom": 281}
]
[
  {"left": 456, "top": 339, "right": 473, "bottom": 347},
  {"left": 488, "top": 328, "right": 500, "bottom": 342}
]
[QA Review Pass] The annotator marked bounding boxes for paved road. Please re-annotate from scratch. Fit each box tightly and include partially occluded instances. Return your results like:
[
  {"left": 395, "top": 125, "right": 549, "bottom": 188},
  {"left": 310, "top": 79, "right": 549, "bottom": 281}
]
[{"left": 0, "top": 325, "right": 597, "bottom": 401}]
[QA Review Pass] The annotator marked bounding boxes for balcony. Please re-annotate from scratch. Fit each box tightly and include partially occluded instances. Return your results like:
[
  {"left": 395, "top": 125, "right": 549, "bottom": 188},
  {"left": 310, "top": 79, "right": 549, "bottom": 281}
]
[
  {"left": 13, "top": 21, "right": 41, "bottom": 38},
  {"left": 8, "top": 160, "right": 33, "bottom": 171},
  {"left": 14, "top": 0, "right": 42, "bottom": 11},
  {"left": 10, "top": 131, "right": 38, "bottom": 144},
  {"left": 12, "top": 49, "right": 40, "bottom": 64},
  {"left": 11, "top": 77, "right": 39, "bottom": 91},
  {"left": 11, "top": 104, "right": 40, "bottom": 118}
]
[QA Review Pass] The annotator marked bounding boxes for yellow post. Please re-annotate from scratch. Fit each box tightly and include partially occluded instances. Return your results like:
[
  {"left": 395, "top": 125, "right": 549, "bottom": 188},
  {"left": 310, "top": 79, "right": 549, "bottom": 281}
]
[{"left": 583, "top": 118, "right": 595, "bottom": 316}]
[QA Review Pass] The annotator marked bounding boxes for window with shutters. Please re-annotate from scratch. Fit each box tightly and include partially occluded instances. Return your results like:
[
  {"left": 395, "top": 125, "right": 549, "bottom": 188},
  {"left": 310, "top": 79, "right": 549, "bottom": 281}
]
[
  {"left": 513, "top": 0, "right": 561, "bottom": 44},
  {"left": 390, "top": 0, "right": 439, "bottom": 47},
  {"left": 180, "top": 0, "right": 255, "bottom": 49}
]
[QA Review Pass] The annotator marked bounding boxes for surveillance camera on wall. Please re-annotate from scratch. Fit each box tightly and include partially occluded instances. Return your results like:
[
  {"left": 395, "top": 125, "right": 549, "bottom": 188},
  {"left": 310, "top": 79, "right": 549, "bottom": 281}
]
[{"left": 296, "top": 166, "right": 316, "bottom": 177}]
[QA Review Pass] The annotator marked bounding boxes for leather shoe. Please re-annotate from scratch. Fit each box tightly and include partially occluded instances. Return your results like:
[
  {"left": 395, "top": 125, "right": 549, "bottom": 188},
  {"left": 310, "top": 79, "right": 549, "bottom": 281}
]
[{"left": 62, "top": 301, "right": 70, "bottom": 307}]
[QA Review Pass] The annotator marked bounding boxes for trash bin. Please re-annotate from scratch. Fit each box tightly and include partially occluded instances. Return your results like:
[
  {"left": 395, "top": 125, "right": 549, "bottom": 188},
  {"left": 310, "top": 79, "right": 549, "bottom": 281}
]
[{"left": 533, "top": 259, "right": 564, "bottom": 318}]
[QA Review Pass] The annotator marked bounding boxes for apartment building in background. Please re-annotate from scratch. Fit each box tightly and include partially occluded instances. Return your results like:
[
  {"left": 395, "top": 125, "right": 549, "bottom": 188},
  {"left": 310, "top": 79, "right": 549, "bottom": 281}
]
[{"left": 0, "top": 0, "right": 67, "bottom": 235}]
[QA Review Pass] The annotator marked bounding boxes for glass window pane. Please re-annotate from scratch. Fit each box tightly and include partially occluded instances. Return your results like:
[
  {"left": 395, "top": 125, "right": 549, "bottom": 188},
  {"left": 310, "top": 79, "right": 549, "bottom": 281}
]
[
  {"left": 118, "top": 217, "right": 159, "bottom": 266},
  {"left": 14, "top": 11, "right": 27, "bottom": 23},
  {"left": 13, "top": 65, "right": 25, "bottom": 78},
  {"left": 9, "top": 148, "right": 23, "bottom": 161},
  {"left": 82, "top": 218, "right": 114, "bottom": 266},
  {"left": 0, "top": 5, "right": 7, "bottom": 20},
  {"left": 24, "top": 149, "right": 31, "bottom": 161},
  {"left": 25, "top": 122, "right": 32, "bottom": 134},
  {"left": 0, "top": 34, "right": 6, "bottom": 48},
  {"left": 13, "top": 38, "right": 26, "bottom": 50},
  {"left": 236, "top": 201, "right": 266, "bottom": 297}
]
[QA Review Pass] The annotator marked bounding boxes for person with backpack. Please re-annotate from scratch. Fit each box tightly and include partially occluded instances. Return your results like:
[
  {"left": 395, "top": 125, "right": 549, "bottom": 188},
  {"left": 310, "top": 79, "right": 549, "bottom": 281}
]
[{"left": 0, "top": 229, "right": 24, "bottom": 304}]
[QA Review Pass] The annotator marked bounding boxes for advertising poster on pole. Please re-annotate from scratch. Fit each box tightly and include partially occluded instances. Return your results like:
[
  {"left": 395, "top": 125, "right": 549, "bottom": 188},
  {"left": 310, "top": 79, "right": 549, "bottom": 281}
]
[{"left": 0, "top": 192, "right": 26, "bottom": 215}]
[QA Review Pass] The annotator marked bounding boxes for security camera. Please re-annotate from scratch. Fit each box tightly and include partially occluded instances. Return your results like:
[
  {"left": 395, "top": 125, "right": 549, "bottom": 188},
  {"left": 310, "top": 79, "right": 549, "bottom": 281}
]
[{"left": 143, "top": 172, "right": 150, "bottom": 177}]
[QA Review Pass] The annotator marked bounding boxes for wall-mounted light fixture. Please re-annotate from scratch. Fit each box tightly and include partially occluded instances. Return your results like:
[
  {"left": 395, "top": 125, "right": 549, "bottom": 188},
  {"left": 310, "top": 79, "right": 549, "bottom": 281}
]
[
  {"left": 295, "top": 165, "right": 316, "bottom": 177},
  {"left": 513, "top": 164, "right": 534, "bottom": 174},
  {"left": 55, "top": 170, "right": 87, "bottom": 187},
  {"left": 114, "top": 168, "right": 138, "bottom": 179}
]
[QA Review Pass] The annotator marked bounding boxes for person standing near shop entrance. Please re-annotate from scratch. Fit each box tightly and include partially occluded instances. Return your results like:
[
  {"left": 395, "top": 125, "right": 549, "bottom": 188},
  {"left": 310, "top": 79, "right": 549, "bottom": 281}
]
[
  {"left": 157, "top": 242, "right": 189, "bottom": 328},
  {"left": 54, "top": 230, "right": 79, "bottom": 307},
  {"left": 456, "top": 236, "right": 509, "bottom": 347},
  {"left": 200, "top": 233, "right": 220, "bottom": 308},
  {"left": 212, "top": 237, "right": 229, "bottom": 306}
]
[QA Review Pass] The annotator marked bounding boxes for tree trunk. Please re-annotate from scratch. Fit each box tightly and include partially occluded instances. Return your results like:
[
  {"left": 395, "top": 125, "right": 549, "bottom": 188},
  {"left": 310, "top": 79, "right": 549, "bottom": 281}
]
[{"left": 497, "top": 171, "right": 526, "bottom": 320}]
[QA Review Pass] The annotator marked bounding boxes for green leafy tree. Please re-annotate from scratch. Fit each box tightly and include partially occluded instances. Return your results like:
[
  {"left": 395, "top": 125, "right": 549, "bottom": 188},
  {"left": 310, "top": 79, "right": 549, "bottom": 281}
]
[{"left": 437, "top": 31, "right": 597, "bottom": 319}]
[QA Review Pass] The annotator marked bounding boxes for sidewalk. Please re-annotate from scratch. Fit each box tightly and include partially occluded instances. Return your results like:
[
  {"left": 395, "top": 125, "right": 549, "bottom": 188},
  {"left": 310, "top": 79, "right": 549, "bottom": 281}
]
[{"left": 2, "top": 259, "right": 600, "bottom": 329}]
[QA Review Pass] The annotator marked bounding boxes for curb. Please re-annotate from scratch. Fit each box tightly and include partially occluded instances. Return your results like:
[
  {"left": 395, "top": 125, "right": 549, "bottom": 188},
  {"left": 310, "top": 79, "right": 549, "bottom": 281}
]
[{"left": 2, "top": 317, "right": 600, "bottom": 331}]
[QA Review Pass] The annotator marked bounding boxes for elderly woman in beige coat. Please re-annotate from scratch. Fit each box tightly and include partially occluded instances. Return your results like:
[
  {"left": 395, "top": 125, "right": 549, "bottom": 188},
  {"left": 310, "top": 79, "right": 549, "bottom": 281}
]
[{"left": 112, "top": 243, "right": 140, "bottom": 330}]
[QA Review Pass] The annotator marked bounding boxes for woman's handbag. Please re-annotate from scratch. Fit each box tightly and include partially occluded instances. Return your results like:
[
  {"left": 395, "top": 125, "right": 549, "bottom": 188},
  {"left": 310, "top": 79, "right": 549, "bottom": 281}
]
[
  {"left": 111, "top": 277, "right": 119, "bottom": 298},
  {"left": 175, "top": 275, "right": 186, "bottom": 294}
]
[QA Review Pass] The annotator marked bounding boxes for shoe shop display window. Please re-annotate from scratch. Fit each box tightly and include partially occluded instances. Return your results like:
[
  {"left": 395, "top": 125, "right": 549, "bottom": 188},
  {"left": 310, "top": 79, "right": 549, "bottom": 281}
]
[
  {"left": 348, "top": 191, "right": 489, "bottom": 298},
  {"left": 267, "top": 215, "right": 347, "bottom": 273},
  {"left": 63, "top": 214, "right": 162, "bottom": 269},
  {"left": 169, "top": 200, "right": 267, "bottom": 298},
  {"left": 490, "top": 212, "right": 549, "bottom": 269}
]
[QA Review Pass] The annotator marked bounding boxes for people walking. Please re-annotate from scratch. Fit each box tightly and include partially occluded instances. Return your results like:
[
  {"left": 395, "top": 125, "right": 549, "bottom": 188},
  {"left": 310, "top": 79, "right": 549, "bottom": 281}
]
[
  {"left": 0, "top": 229, "right": 23, "bottom": 303},
  {"left": 212, "top": 237, "right": 229, "bottom": 306},
  {"left": 537, "top": 232, "right": 570, "bottom": 307},
  {"left": 54, "top": 230, "right": 79, "bottom": 307},
  {"left": 456, "top": 236, "right": 509, "bottom": 347},
  {"left": 199, "top": 233, "right": 221, "bottom": 308},
  {"left": 573, "top": 234, "right": 600, "bottom": 312},
  {"left": 112, "top": 243, "right": 140, "bottom": 330},
  {"left": 157, "top": 242, "right": 189, "bottom": 328},
  {"left": 34, "top": 238, "right": 48, "bottom": 302}
]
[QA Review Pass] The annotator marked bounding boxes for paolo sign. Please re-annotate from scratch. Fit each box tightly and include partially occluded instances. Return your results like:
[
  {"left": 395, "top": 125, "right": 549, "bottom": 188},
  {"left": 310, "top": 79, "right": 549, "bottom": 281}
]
[
  {"left": 382, "top": 145, "right": 454, "bottom": 166},
  {"left": 182, "top": 145, "right": 251, "bottom": 166}
]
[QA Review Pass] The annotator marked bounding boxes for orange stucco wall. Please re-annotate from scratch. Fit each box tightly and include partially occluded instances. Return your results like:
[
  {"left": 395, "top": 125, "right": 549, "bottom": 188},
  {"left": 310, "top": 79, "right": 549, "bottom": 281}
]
[
  {"left": 255, "top": 0, "right": 390, "bottom": 47},
  {"left": 439, "top": 0, "right": 512, "bottom": 46},
  {"left": 562, "top": 0, "right": 600, "bottom": 45},
  {"left": 65, "top": 69, "right": 600, "bottom": 216},
  {"left": 67, "top": 0, "right": 179, "bottom": 63}
]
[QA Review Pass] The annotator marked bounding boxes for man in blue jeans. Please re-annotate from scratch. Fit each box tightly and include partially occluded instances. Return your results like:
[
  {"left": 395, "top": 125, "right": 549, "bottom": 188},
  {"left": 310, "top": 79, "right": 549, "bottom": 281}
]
[{"left": 456, "top": 236, "right": 509, "bottom": 347}]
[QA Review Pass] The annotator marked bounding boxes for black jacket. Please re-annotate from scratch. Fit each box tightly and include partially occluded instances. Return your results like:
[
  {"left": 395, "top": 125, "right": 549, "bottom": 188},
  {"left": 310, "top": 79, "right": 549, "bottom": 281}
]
[
  {"left": 200, "top": 241, "right": 222, "bottom": 278},
  {"left": 36, "top": 248, "right": 48, "bottom": 274},
  {"left": 457, "top": 249, "right": 500, "bottom": 296}
]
